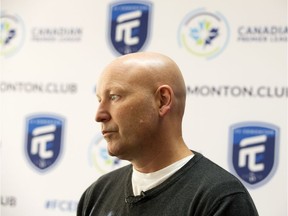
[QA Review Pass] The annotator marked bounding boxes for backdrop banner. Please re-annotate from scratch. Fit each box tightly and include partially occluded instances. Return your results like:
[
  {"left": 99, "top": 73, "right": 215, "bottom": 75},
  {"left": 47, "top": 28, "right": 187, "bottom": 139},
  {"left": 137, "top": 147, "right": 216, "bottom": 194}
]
[{"left": 1, "top": 0, "right": 287, "bottom": 215}]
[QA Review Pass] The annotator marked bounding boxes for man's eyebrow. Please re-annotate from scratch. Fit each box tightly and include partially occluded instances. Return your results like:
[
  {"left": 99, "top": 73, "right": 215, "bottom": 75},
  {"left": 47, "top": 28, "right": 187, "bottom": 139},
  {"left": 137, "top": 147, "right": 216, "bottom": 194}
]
[
  {"left": 105, "top": 84, "right": 127, "bottom": 93},
  {"left": 96, "top": 85, "right": 126, "bottom": 97}
]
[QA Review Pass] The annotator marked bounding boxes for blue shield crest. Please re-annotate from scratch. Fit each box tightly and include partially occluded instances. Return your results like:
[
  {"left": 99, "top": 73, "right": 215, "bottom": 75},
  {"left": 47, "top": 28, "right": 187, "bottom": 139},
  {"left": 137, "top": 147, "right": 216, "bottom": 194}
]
[
  {"left": 108, "top": 1, "right": 152, "bottom": 55},
  {"left": 229, "top": 122, "right": 279, "bottom": 187},
  {"left": 25, "top": 114, "right": 65, "bottom": 172}
]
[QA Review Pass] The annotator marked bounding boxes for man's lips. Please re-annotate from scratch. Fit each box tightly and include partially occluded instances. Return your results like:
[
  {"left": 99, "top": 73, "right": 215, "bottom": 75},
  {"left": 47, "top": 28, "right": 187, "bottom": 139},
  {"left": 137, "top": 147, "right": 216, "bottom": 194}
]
[{"left": 102, "top": 130, "right": 116, "bottom": 136}]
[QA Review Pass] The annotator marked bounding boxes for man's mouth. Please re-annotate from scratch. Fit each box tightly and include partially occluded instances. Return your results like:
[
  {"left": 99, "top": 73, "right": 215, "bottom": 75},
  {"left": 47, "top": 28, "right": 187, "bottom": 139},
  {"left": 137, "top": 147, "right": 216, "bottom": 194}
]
[{"left": 102, "top": 130, "right": 116, "bottom": 136}]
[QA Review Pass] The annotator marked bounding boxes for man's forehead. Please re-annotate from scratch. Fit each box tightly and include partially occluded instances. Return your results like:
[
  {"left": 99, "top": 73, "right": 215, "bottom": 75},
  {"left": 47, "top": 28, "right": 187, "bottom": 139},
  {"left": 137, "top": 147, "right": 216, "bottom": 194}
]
[
  {"left": 96, "top": 79, "right": 128, "bottom": 95},
  {"left": 96, "top": 60, "right": 154, "bottom": 94},
  {"left": 100, "top": 65, "right": 145, "bottom": 84}
]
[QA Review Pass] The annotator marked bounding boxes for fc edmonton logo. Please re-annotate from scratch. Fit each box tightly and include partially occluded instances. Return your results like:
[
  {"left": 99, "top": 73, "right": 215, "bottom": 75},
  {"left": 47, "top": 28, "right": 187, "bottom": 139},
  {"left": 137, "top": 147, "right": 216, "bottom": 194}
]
[
  {"left": 178, "top": 8, "right": 230, "bottom": 60},
  {"left": 108, "top": 1, "right": 152, "bottom": 55},
  {"left": 229, "top": 122, "right": 279, "bottom": 188},
  {"left": 25, "top": 114, "right": 65, "bottom": 172}
]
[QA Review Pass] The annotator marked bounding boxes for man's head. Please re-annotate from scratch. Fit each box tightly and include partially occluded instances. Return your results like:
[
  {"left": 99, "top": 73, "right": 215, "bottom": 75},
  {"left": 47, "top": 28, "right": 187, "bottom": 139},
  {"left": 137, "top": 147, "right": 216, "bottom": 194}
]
[{"left": 95, "top": 52, "right": 187, "bottom": 164}]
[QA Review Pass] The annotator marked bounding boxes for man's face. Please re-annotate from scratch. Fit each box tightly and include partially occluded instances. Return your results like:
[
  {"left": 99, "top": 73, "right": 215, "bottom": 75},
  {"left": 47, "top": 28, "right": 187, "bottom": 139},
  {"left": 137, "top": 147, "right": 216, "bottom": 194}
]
[{"left": 95, "top": 65, "right": 159, "bottom": 161}]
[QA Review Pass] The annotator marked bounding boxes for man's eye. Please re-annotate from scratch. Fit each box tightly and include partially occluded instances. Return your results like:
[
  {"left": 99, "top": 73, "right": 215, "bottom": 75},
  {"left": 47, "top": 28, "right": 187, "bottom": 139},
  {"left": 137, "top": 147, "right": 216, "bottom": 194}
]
[{"left": 110, "top": 95, "right": 119, "bottom": 101}]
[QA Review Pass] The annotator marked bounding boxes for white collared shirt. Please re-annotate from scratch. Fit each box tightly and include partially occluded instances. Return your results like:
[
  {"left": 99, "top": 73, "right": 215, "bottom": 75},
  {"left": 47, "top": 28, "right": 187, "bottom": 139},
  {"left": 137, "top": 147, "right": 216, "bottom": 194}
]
[{"left": 132, "top": 154, "right": 194, "bottom": 196}]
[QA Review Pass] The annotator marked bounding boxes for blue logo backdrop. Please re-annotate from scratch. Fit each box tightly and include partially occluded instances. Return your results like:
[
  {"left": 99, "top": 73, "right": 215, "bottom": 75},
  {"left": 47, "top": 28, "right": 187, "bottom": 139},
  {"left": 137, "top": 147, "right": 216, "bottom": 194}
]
[
  {"left": 108, "top": 1, "right": 152, "bottom": 55},
  {"left": 229, "top": 122, "right": 279, "bottom": 188},
  {"left": 25, "top": 114, "right": 65, "bottom": 172}
]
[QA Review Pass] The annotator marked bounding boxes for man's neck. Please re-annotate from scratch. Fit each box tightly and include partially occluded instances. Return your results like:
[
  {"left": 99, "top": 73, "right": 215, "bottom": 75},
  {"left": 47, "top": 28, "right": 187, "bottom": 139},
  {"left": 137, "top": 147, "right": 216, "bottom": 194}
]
[{"left": 131, "top": 145, "right": 193, "bottom": 173}]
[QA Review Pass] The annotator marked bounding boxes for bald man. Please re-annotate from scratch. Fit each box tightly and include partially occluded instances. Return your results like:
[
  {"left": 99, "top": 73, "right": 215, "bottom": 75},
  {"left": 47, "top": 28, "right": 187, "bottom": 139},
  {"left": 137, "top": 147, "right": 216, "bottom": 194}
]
[{"left": 77, "top": 52, "right": 258, "bottom": 216}]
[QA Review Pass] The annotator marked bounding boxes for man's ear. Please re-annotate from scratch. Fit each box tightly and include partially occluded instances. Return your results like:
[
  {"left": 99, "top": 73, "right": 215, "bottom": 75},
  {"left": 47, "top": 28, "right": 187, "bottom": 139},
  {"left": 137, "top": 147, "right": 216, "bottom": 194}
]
[{"left": 156, "top": 85, "right": 173, "bottom": 117}]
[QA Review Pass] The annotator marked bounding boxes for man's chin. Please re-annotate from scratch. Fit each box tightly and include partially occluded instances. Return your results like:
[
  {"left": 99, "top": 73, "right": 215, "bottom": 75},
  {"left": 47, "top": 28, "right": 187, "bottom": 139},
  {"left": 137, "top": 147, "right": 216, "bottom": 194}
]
[
  {"left": 107, "top": 148, "right": 128, "bottom": 161},
  {"left": 107, "top": 145, "right": 120, "bottom": 157},
  {"left": 107, "top": 149, "right": 116, "bottom": 157}
]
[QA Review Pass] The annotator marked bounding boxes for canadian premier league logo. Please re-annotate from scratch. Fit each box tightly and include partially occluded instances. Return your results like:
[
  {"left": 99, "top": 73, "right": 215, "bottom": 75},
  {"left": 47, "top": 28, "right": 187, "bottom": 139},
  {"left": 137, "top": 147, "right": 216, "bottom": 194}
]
[
  {"left": 25, "top": 114, "right": 65, "bottom": 172},
  {"left": 108, "top": 1, "right": 152, "bottom": 55},
  {"left": 229, "top": 122, "right": 279, "bottom": 188}
]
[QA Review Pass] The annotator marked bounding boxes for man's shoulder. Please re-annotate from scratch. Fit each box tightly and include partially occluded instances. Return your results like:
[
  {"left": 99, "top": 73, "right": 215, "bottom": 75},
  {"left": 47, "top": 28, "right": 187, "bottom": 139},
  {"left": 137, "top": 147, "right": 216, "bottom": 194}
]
[{"left": 190, "top": 152, "right": 248, "bottom": 194}]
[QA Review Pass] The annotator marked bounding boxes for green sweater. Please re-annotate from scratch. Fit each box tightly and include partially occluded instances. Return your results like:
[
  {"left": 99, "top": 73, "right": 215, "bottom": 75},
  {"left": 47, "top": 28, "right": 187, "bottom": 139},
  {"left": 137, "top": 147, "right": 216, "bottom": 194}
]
[{"left": 77, "top": 152, "right": 259, "bottom": 216}]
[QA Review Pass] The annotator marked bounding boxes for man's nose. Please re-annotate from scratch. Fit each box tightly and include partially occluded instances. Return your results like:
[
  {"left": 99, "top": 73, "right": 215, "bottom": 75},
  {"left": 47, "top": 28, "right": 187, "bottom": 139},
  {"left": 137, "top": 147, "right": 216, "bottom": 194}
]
[{"left": 95, "top": 103, "right": 111, "bottom": 122}]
